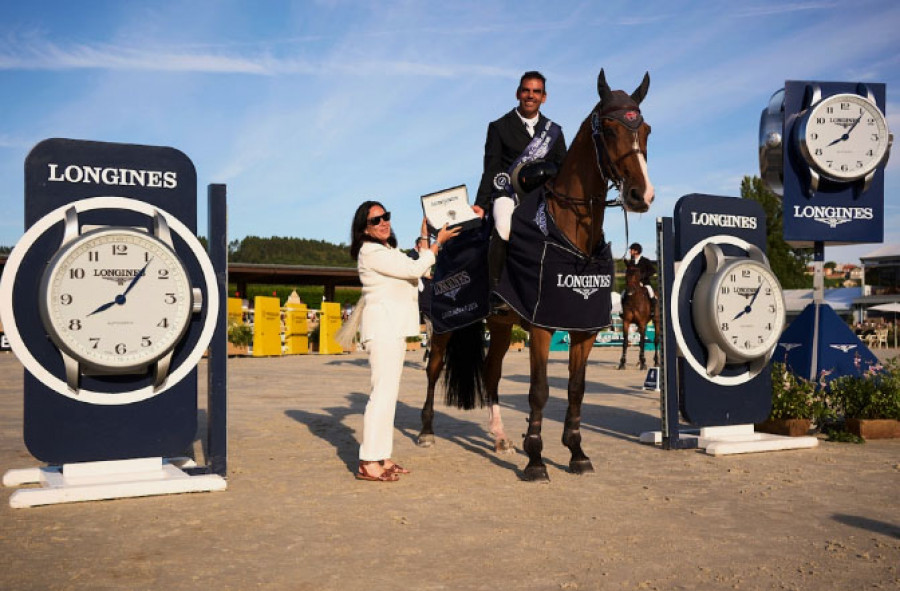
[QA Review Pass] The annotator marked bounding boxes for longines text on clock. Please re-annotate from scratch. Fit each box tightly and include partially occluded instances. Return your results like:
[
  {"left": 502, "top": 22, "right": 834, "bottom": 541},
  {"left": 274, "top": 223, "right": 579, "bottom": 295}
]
[{"left": 47, "top": 163, "right": 178, "bottom": 189}]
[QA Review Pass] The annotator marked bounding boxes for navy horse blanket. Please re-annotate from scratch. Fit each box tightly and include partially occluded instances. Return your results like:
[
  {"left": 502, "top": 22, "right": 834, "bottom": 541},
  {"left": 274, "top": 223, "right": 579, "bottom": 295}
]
[{"left": 495, "top": 192, "right": 614, "bottom": 331}]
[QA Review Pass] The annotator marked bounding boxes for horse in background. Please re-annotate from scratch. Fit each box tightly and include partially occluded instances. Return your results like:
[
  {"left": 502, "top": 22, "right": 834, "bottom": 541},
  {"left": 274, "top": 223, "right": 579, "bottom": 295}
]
[{"left": 618, "top": 264, "right": 659, "bottom": 371}]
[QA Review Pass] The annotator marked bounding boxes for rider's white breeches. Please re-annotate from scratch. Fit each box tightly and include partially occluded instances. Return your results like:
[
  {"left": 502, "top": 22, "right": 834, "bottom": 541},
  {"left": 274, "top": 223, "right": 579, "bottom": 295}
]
[{"left": 493, "top": 196, "right": 515, "bottom": 241}]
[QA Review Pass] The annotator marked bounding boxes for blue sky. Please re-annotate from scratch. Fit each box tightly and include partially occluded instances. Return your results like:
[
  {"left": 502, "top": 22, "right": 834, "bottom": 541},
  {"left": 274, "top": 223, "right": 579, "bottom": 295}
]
[{"left": 1, "top": 0, "right": 898, "bottom": 264}]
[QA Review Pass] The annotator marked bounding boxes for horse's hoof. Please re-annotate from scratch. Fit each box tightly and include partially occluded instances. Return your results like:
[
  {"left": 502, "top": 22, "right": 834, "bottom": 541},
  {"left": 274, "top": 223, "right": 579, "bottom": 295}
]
[
  {"left": 569, "top": 459, "right": 595, "bottom": 475},
  {"left": 417, "top": 434, "right": 435, "bottom": 448},
  {"left": 494, "top": 438, "right": 515, "bottom": 454},
  {"left": 617, "top": 363, "right": 625, "bottom": 371},
  {"left": 523, "top": 464, "right": 550, "bottom": 482}
]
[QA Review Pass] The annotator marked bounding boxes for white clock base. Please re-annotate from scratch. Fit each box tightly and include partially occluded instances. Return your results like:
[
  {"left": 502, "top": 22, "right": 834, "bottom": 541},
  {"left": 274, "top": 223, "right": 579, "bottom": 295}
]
[
  {"left": 640, "top": 424, "right": 818, "bottom": 456},
  {"left": 3, "top": 457, "right": 226, "bottom": 508}
]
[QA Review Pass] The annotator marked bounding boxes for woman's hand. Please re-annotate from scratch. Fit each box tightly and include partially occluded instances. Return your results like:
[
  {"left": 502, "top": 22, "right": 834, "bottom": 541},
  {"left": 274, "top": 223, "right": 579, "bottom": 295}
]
[{"left": 430, "top": 223, "right": 461, "bottom": 255}]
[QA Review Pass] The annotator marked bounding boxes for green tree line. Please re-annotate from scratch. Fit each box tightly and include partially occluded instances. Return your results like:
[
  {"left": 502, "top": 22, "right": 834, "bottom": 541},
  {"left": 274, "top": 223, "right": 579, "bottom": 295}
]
[
  {"left": 229, "top": 236, "right": 353, "bottom": 267},
  {"left": 740, "top": 175, "right": 812, "bottom": 289}
]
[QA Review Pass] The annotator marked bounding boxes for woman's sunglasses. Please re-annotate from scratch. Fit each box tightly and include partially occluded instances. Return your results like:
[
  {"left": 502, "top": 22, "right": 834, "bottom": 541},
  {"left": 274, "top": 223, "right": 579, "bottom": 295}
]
[{"left": 367, "top": 212, "right": 391, "bottom": 226}]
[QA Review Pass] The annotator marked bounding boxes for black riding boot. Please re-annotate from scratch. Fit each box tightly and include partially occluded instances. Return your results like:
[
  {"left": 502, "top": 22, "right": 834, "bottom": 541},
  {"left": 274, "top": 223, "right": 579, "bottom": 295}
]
[
  {"left": 488, "top": 230, "right": 509, "bottom": 312},
  {"left": 488, "top": 229, "right": 507, "bottom": 291}
]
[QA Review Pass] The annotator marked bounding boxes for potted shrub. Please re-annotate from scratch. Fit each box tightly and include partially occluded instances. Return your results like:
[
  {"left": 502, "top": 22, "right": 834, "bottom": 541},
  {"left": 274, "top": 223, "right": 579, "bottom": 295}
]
[
  {"left": 226, "top": 322, "right": 253, "bottom": 356},
  {"left": 756, "top": 363, "right": 827, "bottom": 436},
  {"left": 827, "top": 360, "right": 900, "bottom": 440},
  {"left": 406, "top": 335, "right": 422, "bottom": 351},
  {"left": 509, "top": 325, "right": 528, "bottom": 351}
]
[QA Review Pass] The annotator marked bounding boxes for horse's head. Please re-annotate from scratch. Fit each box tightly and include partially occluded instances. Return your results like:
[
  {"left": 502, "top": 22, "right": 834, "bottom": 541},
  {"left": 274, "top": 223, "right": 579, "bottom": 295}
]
[
  {"left": 592, "top": 69, "right": 654, "bottom": 213},
  {"left": 624, "top": 264, "right": 643, "bottom": 290}
]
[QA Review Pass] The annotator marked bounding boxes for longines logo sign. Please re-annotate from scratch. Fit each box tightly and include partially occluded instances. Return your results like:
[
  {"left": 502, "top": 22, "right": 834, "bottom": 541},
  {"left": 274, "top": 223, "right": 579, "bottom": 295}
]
[
  {"left": 792, "top": 205, "right": 874, "bottom": 229},
  {"left": 47, "top": 163, "right": 178, "bottom": 189},
  {"left": 434, "top": 270, "right": 471, "bottom": 301},
  {"left": 556, "top": 273, "right": 611, "bottom": 299},
  {"left": 690, "top": 212, "right": 758, "bottom": 229}
]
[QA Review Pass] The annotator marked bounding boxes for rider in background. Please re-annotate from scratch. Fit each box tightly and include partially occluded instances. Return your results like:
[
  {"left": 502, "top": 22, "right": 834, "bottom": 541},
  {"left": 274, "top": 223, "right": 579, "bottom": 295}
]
[
  {"left": 473, "top": 71, "right": 567, "bottom": 291},
  {"left": 624, "top": 242, "right": 657, "bottom": 307}
]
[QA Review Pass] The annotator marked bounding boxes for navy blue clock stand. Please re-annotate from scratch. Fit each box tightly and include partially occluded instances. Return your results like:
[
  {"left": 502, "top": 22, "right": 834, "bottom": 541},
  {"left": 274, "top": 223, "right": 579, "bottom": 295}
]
[
  {"left": 773, "top": 80, "right": 887, "bottom": 387},
  {"left": 640, "top": 194, "right": 818, "bottom": 455},
  {"left": 1, "top": 139, "right": 229, "bottom": 508}
]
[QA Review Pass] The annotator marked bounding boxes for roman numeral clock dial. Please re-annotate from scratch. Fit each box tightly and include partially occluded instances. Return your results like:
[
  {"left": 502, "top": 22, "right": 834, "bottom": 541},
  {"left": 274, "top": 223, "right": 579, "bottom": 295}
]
[{"left": 691, "top": 243, "right": 786, "bottom": 377}]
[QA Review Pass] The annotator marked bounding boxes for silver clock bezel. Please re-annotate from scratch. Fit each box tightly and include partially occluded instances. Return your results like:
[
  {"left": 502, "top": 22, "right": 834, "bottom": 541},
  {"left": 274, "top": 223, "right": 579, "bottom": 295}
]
[
  {"left": 38, "top": 226, "right": 194, "bottom": 374},
  {"left": 0, "top": 196, "right": 219, "bottom": 406},
  {"left": 797, "top": 92, "right": 892, "bottom": 185},
  {"left": 691, "top": 244, "right": 786, "bottom": 377},
  {"left": 671, "top": 235, "right": 786, "bottom": 385},
  {"left": 758, "top": 88, "right": 785, "bottom": 197}
]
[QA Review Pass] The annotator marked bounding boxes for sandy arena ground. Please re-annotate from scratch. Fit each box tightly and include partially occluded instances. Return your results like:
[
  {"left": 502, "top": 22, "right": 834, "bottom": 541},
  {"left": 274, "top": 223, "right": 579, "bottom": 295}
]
[{"left": 0, "top": 346, "right": 898, "bottom": 591}]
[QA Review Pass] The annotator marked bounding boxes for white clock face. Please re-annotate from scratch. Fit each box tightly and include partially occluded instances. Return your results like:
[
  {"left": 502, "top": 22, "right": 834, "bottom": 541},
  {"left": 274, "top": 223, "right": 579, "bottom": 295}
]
[
  {"left": 800, "top": 93, "right": 890, "bottom": 182},
  {"left": 712, "top": 260, "right": 785, "bottom": 359},
  {"left": 40, "top": 227, "right": 193, "bottom": 372}
]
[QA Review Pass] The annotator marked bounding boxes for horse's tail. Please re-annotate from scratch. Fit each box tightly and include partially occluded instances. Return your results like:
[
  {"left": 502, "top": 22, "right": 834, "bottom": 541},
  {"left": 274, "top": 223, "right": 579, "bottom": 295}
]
[{"left": 442, "top": 321, "right": 486, "bottom": 410}]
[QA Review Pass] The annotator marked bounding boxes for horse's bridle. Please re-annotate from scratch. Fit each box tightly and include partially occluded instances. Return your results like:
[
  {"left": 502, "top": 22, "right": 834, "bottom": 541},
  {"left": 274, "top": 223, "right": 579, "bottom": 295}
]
[{"left": 545, "top": 101, "right": 648, "bottom": 254}]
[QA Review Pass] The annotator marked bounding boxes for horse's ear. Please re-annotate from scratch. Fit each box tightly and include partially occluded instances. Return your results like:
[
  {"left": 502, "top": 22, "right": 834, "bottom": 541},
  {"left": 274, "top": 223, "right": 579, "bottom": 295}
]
[
  {"left": 631, "top": 72, "right": 650, "bottom": 105},
  {"left": 597, "top": 69, "right": 613, "bottom": 106}
]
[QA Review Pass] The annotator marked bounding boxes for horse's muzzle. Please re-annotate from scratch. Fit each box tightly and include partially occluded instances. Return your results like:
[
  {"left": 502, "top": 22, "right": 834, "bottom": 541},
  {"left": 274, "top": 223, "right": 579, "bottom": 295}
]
[{"left": 624, "top": 185, "right": 653, "bottom": 213}]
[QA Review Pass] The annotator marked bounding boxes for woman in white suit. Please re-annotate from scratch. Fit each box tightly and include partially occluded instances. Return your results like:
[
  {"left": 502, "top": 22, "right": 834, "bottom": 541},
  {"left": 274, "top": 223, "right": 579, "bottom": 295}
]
[{"left": 347, "top": 201, "right": 459, "bottom": 482}]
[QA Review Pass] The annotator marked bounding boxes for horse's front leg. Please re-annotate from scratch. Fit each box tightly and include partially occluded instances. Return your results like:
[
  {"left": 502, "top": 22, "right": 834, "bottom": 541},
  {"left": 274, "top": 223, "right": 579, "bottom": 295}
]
[
  {"left": 485, "top": 318, "right": 514, "bottom": 453},
  {"left": 418, "top": 332, "right": 449, "bottom": 447},
  {"left": 638, "top": 324, "right": 647, "bottom": 371},
  {"left": 564, "top": 331, "right": 595, "bottom": 474},
  {"left": 618, "top": 322, "right": 628, "bottom": 370},
  {"left": 523, "top": 327, "right": 552, "bottom": 482}
]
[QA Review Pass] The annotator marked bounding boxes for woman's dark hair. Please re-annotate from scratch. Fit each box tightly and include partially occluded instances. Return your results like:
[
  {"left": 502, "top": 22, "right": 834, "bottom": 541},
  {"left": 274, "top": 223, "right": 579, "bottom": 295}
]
[{"left": 350, "top": 200, "right": 397, "bottom": 260}]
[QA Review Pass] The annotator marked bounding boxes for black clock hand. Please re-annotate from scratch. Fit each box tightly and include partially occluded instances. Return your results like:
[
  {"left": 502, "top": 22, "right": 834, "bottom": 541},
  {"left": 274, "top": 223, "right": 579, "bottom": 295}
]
[
  {"left": 121, "top": 258, "right": 153, "bottom": 298},
  {"left": 89, "top": 258, "right": 153, "bottom": 316},
  {"left": 826, "top": 114, "right": 864, "bottom": 146},
  {"left": 87, "top": 299, "right": 118, "bottom": 317},
  {"left": 732, "top": 284, "right": 763, "bottom": 320},
  {"left": 746, "top": 283, "right": 763, "bottom": 307}
]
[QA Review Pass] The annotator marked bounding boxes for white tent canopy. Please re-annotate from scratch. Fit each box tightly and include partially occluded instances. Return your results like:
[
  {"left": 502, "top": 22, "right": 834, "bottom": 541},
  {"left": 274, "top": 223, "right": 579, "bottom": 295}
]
[{"left": 869, "top": 302, "right": 900, "bottom": 313}]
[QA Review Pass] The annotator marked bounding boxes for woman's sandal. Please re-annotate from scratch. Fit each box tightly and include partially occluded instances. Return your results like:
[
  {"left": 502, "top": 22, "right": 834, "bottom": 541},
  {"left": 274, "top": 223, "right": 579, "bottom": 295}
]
[
  {"left": 381, "top": 460, "right": 410, "bottom": 475},
  {"left": 356, "top": 461, "right": 399, "bottom": 482}
]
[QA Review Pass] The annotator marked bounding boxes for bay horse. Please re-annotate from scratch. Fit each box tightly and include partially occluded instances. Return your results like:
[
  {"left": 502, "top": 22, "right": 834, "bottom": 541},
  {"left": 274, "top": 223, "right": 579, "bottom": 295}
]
[
  {"left": 418, "top": 70, "right": 654, "bottom": 481},
  {"left": 618, "top": 265, "right": 659, "bottom": 371}
]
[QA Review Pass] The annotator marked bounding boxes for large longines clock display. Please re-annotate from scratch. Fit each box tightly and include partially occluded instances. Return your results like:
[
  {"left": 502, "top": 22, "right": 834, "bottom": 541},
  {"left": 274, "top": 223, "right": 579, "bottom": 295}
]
[
  {"left": 666, "top": 195, "right": 782, "bottom": 426},
  {"left": 39, "top": 210, "right": 200, "bottom": 393},
  {"left": 691, "top": 243, "right": 785, "bottom": 377},
  {"left": 759, "top": 80, "right": 891, "bottom": 246},
  {"left": 0, "top": 139, "right": 219, "bottom": 464},
  {"left": 796, "top": 92, "right": 891, "bottom": 191}
]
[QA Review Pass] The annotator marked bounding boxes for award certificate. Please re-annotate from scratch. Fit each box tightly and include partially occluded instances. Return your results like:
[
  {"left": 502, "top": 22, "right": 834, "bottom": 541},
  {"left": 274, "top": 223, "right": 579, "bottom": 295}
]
[{"left": 420, "top": 185, "right": 481, "bottom": 233}]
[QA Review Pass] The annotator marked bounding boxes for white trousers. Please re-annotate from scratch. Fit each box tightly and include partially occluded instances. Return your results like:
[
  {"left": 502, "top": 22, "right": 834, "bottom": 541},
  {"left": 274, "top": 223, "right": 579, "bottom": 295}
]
[{"left": 359, "top": 337, "right": 406, "bottom": 461}]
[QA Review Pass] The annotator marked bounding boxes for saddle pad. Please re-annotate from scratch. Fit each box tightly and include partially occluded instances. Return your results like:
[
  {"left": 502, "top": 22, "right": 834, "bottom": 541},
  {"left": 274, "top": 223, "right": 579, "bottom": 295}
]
[{"left": 495, "top": 193, "right": 614, "bottom": 331}]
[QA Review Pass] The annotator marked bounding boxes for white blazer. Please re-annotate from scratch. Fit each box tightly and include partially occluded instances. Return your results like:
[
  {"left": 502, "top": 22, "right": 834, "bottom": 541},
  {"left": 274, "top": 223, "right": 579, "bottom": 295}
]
[{"left": 357, "top": 241, "right": 436, "bottom": 343}]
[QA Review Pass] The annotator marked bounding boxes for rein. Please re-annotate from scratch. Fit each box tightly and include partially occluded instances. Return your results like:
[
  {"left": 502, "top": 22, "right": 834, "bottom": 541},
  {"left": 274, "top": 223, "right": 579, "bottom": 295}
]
[{"left": 545, "top": 105, "right": 646, "bottom": 257}]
